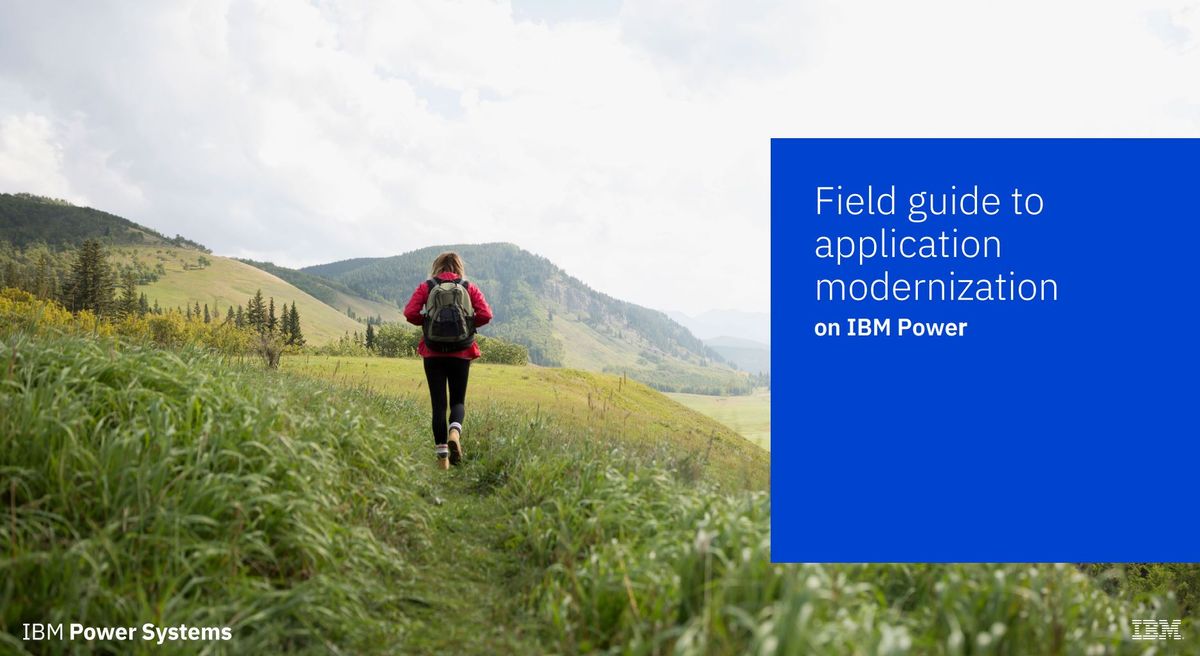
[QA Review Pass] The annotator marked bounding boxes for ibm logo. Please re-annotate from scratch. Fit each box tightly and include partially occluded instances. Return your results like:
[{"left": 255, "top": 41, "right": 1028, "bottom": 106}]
[{"left": 1131, "top": 619, "right": 1182, "bottom": 640}]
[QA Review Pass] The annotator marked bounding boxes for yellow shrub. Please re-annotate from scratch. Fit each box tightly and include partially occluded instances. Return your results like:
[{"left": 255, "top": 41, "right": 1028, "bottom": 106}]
[
  {"left": 1, "top": 287, "right": 252, "bottom": 354},
  {"left": 120, "top": 311, "right": 255, "bottom": 353},
  {"left": 0, "top": 287, "right": 111, "bottom": 336},
  {"left": 147, "top": 313, "right": 188, "bottom": 348},
  {"left": 189, "top": 320, "right": 253, "bottom": 354}
]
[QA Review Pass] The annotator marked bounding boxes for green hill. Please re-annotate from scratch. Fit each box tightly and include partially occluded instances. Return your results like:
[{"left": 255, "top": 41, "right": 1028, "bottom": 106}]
[
  {"left": 110, "top": 246, "right": 370, "bottom": 344},
  {"left": 237, "top": 258, "right": 406, "bottom": 324},
  {"left": 0, "top": 192, "right": 207, "bottom": 250},
  {"left": 303, "top": 243, "right": 753, "bottom": 394},
  {"left": 3, "top": 329, "right": 1194, "bottom": 653}
]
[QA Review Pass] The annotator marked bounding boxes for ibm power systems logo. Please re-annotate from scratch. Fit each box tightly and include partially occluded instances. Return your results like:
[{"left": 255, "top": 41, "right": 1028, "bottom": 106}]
[{"left": 1131, "top": 619, "right": 1183, "bottom": 641}]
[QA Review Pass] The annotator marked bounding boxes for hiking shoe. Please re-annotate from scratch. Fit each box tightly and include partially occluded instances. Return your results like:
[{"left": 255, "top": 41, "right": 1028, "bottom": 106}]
[
  {"left": 436, "top": 444, "right": 450, "bottom": 470},
  {"left": 448, "top": 422, "right": 464, "bottom": 466}
]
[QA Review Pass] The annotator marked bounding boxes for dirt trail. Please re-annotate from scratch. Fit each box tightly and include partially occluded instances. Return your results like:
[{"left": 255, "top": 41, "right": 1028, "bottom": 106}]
[{"left": 396, "top": 461, "right": 545, "bottom": 654}]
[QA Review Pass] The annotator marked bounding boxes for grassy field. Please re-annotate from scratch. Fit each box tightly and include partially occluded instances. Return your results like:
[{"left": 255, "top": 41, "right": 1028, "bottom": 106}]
[
  {"left": 282, "top": 354, "right": 769, "bottom": 489},
  {"left": 328, "top": 287, "right": 407, "bottom": 324},
  {"left": 553, "top": 312, "right": 640, "bottom": 371},
  {"left": 113, "top": 246, "right": 368, "bottom": 344},
  {"left": 667, "top": 389, "right": 770, "bottom": 450},
  {"left": 4, "top": 330, "right": 1195, "bottom": 654}
]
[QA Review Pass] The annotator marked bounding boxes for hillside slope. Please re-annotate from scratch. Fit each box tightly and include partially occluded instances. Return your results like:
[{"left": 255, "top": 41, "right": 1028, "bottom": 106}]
[
  {"left": 667, "top": 389, "right": 771, "bottom": 450},
  {"left": 303, "top": 243, "right": 753, "bottom": 394},
  {"left": 112, "top": 246, "right": 366, "bottom": 344},
  {"left": 238, "top": 258, "right": 406, "bottom": 324},
  {"left": 0, "top": 192, "right": 207, "bottom": 250}
]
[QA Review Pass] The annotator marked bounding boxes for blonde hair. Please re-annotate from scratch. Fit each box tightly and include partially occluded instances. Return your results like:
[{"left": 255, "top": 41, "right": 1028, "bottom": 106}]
[{"left": 430, "top": 251, "right": 465, "bottom": 278}]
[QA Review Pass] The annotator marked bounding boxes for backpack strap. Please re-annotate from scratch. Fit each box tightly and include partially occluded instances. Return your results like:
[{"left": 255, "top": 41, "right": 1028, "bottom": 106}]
[{"left": 428, "top": 277, "right": 466, "bottom": 288}]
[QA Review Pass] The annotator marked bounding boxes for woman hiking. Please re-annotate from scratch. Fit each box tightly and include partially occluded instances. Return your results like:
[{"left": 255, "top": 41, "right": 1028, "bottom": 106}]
[{"left": 404, "top": 251, "right": 492, "bottom": 469}]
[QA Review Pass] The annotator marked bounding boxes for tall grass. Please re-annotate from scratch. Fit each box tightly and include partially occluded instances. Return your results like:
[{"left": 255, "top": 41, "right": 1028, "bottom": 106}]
[
  {"left": 461, "top": 408, "right": 1193, "bottom": 655},
  {"left": 1, "top": 333, "right": 431, "bottom": 654}
]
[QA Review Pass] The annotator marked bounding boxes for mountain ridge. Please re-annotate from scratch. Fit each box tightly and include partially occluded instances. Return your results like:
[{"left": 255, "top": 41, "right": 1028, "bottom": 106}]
[
  {"left": 302, "top": 242, "right": 754, "bottom": 394},
  {"left": 0, "top": 192, "right": 209, "bottom": 251}
]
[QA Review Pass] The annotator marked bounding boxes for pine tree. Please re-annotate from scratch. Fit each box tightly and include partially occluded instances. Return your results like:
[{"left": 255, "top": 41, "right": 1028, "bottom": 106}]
[
  {"left": 204, "top": 303, "right": 211, "bottom": 323},
  {"left": 247, "top": 290, "right": 266, "bottom": 332},
  {"left": 244, "top": 295, "right": 255, "bottom": 329},
  {"left": 33, "top": 254, "right": 54, "bottom": 299},
  {"left": 194, "top": 302, "right": 202, "bottom": 321},
  {"left": 139, "top": 293, "right": 150, "bottom": 315},
  {"left": 1, "top": 261, "right": 17, "bottom": 289},
  {"left": 186, "top": 304, "right": 192, "bottom": 321},
  {"left": 281, "top": 301, "right": 294, "bottom": 343},
  {"left": 235, "top": 305, "right": 245, "bottom": 328},
  {"left": 65, "top": 239, "right": 115, "bottom": 316},
  {"left": 153, "top": 299, "right": 161, "bottom": 315},
  {"left": 226, "top": 306, "right": 235, "bottom": 324},
  {"left": 365, "top": 322, "right": 376, "bottom": 350},
  {"left": 267, "top": 297, "right": 277, "bottom": 334},
  {"left": 253, "top": 292, "right": 265, "bottom": 331},
  {"left": 118, "top": 270, "right": 139, "bottom": 318},
  {"left": 289, "top": 302, "right": 304, "bottom": 346}
]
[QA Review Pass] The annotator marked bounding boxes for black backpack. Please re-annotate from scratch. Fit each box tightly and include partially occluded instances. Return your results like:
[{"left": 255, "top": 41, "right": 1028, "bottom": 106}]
[{"left": 422, "top": 277, "right": 476, "bottom": 351}]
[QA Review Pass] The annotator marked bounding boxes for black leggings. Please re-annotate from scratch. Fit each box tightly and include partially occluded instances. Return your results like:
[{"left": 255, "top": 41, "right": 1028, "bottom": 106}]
[{"left": 423, "top": 356, "right": 471, "bottom": 445}]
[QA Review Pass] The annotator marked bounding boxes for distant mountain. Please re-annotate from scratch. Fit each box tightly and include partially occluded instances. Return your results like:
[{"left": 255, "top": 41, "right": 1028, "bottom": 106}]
[
  {"left": 304, "top": 243, "right": 752, "bottom": 394},
  {"left": 705, "top": 336, "right": 767, "bottom": 348},
  {"left": 667, "top": 309, "right": 770, "bottom": 346},
  {"left": 0, "top": 193, "right": 208, "bottom": 251},
  {"left": 703, "top": 336, "right": 770, "bottom": 376}
]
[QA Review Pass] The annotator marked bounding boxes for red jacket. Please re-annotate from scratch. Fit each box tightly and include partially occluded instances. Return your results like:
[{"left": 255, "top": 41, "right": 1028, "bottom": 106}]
[{"left": 404, "top": 272, "right": 493, "bottom": 359}]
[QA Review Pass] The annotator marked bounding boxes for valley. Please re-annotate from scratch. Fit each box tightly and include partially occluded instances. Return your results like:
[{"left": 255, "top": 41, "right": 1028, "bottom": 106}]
[{"left": 666, "top": 389, "right": 771, "bottom": 450}]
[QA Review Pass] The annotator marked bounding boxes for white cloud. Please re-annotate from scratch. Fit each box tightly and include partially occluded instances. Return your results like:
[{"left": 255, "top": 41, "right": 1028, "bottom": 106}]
[
  {"left": 0, "top": 113, "right": 77, "bottom": 201},
  {"left": 0, "top": 0, "right": 1197, "bottom": 313}
]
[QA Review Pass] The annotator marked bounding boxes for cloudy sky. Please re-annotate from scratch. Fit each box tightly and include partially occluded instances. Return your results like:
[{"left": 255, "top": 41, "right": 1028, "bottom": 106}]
[{"left": 1, "top": 0, "right": 1197, "bottom": 314}]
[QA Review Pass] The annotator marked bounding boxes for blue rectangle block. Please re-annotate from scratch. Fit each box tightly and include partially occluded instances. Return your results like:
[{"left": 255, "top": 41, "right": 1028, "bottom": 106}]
[{"left": 770, "top": 138, "right": 1199, "bottom": 562}]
